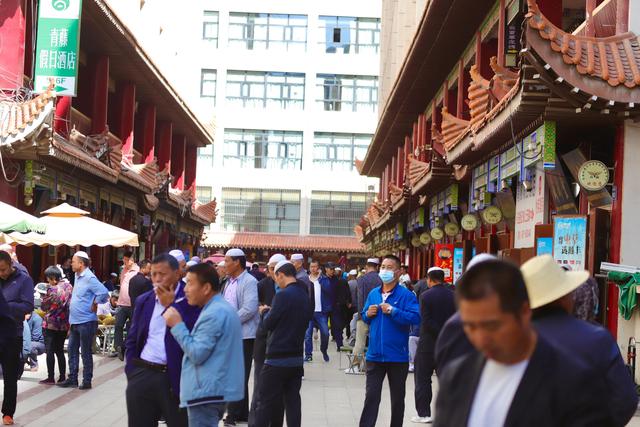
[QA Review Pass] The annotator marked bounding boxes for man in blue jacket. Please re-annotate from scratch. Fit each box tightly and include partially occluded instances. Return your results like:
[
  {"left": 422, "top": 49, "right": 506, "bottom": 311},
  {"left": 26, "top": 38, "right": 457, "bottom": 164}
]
[
  {"left": 125, "top": 253, "right": 200, "bottom": 427},
  {"left": 359, "top": 254, "right": 420, "bottom": 427},
  {"left": 304, "top": 260, "right": 333, "bottom": 362},
  {"left": 163, "top": 263, "right": 244, "bottom": 426},
  {"left": 0, "top": 250, "right": 33, "bottom": 425},
  {"left": 255, "top": 260, "right": 312, "bottom": 427}
]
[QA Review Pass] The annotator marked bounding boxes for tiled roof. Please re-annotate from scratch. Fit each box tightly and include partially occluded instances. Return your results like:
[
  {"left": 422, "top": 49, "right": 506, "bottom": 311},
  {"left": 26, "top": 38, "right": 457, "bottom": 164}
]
[
  {"left": 527, "top": 0, "right": 640, "bottom": 88},
  {"left": 0, "top": 83, "right": 56, "bottom": 145},
  {"left": 407, "top": 154, "right": 430, "bottom": 187},
  {"left": 441, "top": 107, "right": 469, "bottom": 150},
  {"left": 192, "top": 199, "right": 218, "bottom": 225},
  {"left": 203, "top": 231, "right": 366, "bottom": 253},
  {"left": 120, "top": 158, "right": 164, "bottom": 194},
  {"left": 468, "top": 65, "right": 492, "bottom": 128}
]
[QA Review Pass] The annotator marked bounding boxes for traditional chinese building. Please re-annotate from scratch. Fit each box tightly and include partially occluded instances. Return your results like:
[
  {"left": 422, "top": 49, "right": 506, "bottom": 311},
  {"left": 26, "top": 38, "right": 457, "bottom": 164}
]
[
  {"left": 357, "top": 0, "right": 640, "bottom": 352},
  {"left": 0, "top": 0, "right": 217, "bottom": 279}
]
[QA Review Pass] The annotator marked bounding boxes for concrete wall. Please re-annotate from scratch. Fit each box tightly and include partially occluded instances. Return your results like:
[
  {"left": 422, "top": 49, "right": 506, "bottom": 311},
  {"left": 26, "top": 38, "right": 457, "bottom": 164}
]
[{"left": 616, "top": 121, "right": 640, "bottom": 381}]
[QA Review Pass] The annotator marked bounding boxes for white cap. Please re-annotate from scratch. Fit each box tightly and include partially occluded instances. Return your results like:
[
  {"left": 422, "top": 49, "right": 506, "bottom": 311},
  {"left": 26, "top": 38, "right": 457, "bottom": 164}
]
[
  {"left": 335, "top": 267, "right": 342, "bottom": 271},
  {"left": 73, "top": 250, "right": 89, "bottom": 259},
  {"left": 226, "top": 248, "right": 245, "bottom": 257},
  {"left": 169, "top": 249, "right": 186, "bottom": 263},
  {"left": 349, "top": 269, "right": 357, "bottom": 275},
  {"left": 217, "top": 260, "right": 226, "bottom": 267},
  {"left": 427, "top": 266, "right": 444, "bottom": 274},
  {"left": 268, "top": 253, "right": 287, "bottom": 265},
  {"left": 466, "top": 253, "right": 498, "bottom": 270},
  {"left": 290, "top": 254, "right": 304, "bottom": 261},
  {"left": 367, "top": 258, "right": 380, "bottom": 265},
  {"left": 186, "top": 260, "right": 198, "bottom": 267},
  {"left": 274, "top": 259, "right": 292, "bottom": 273},
  {"left": 191, "top": 256, "right": 201, "bottom": 263}
]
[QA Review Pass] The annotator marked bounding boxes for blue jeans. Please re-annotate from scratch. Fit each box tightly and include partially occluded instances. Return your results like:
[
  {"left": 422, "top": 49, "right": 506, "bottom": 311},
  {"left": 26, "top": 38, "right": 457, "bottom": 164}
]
[
  {"left": 68, "top": 321, "right": 98, "bottom": 384},
  {"left": 304, "top": 312, "right": 329, "bottom": 356},
  {"left": 187, "top": 403, "right": 225, "bottom": 427}
]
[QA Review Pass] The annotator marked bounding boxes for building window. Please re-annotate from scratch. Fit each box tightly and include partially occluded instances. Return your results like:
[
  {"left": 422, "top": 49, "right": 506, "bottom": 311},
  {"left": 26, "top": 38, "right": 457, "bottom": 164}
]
[
  {"left": 203, "top": 11, "right": 219, "bottom": 46},
  {"left": 313, "top": 132, "right": 372, "bottom": 171},
  {"left": 196, "top": 186, "right": 212, "bottom": 203},
  {"left": 223, "top": 129, "right": 303, "bottom": 170},
  {"left": 310, "top": 191, "right": 370, "bottom": 236},
  {"left": 316, "top": 74, "right": 377, "bottom": 113},
  {"left": 221, "top": 188, "right": 300, "bottom": 234},
  {"left": 226, "top": 70, "right": 305, "bottom": 110},
  {"left": 228, "top": 13, "right": 307, "bottom": 52},
  {"left": 200, "top": 69, "right": 217, "bottom": 105},
  {"left": 197, "top": 144, "right": 214, "bottom": 167},
  {"left": 319, "top": 16, "right": 380, "bottom": 54}
]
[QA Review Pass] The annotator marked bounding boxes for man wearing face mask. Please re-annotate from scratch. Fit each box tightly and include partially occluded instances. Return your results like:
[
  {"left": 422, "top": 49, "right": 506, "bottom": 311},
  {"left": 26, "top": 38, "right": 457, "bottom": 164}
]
[{"left": 359, "top": 255, "right": 420, "bottom": 427}]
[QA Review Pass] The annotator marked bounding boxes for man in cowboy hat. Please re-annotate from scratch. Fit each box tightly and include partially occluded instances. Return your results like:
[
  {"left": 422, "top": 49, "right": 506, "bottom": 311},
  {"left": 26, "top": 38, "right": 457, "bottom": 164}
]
[
  {"left": 435, "top": 258, "right": 610, "bottom": 427},
  {"left": 522, "top": 255, "right": 638, "bottom": 427}
]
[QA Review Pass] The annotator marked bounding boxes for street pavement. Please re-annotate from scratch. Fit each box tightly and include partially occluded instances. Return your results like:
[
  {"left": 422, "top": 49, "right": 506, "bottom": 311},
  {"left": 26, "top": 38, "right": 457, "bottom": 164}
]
[{"left": 5, "top": 345, "right": 640, "bottom": 426}]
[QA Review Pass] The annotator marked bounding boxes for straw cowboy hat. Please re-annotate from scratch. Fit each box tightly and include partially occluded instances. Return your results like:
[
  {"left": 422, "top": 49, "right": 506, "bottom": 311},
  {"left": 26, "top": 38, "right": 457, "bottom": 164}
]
[{"left": 521, "top": 255, "right": 590, "bottom": 309}]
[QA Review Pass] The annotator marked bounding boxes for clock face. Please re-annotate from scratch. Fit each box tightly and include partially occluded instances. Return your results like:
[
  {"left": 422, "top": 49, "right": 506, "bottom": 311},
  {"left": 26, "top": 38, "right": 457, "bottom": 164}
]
[
  {"left": 430, "top": 227, "right": 444, "bottom": 241},
  {"left": 461, "top": 214, "right": 478, "bottom": 231},
  {"left": 411, "top": 236, "right": 421, "bottom": 247},
  {"left": 482, "top": 206, "right": 503, "bottom": 225},
  {"left": 578, "top": 160, "right": 609, "bottom": 191},
  {"left": 444, "top": 222, "right": 460, "bottom": 236}
]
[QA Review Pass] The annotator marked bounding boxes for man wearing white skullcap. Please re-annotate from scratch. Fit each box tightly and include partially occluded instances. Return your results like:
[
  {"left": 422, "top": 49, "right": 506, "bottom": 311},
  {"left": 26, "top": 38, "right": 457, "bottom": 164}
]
[
  {"left": 58, "top": 251, "right": 108, "bottom": 389},
  {"left": 254, "top": 258, "right": 312, "bottom": 425},
  {"left": 434, "top": 253, "right": 498, "bottom": 374},
  {"left": 223, "top": 248, "right": 258, "bottom": 425},
  {"left": 169, "top": 249, "right": 187, "bottom": 279},
  {"left": 248, "top": 253, "right": 287, "bottom": 424}
]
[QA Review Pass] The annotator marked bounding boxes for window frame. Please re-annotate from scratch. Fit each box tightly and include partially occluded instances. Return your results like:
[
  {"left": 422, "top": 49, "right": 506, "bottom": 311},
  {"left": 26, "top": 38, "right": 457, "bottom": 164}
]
[
  {"left": 226, "top": 70, "right": 305, "bottom": 110},
  {"left": 228, "top": 12, "right": 308, "bottom": 52},
  {"left": 202, "top": 11, "right": 219, "bottom": 46},
  {"left": 221, "top": 187, "right": 301, "bottom": 234}
]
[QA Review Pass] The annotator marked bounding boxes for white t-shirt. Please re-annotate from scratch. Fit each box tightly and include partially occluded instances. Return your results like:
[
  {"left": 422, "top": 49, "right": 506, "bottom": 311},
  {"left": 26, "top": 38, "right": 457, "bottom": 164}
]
[
  {"left": 381, "top": 291, "right": 391, "bottom": 303},
  {"left": 467, "top": 359, "right": 529, "bottom": 427},
  {"left": 312, "top": 278, "right": 322, "bottom": 312}
]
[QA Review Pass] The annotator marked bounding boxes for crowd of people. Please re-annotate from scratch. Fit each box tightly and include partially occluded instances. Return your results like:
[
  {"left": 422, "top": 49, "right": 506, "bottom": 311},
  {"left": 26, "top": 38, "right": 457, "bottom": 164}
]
[{"left": 0, "top": 243, "right": 638, "bottom": 426}]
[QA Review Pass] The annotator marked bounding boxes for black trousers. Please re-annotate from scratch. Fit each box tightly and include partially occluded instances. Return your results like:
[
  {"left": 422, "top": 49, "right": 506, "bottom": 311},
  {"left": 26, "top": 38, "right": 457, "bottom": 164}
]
[
  {"left": 329, "top": 309, "right": 344, "bottom": 347},
  {"left": 125, "top": 366, "right": 187, "bottom": 427},
  {"left": 359, "top": 361, "right": 409, "bottom": 427},
  {"left": 227, "top": 338, "right": 254, "bottom": 422},
  {"left": 343, "top": 306, "right": 354, "bottom": 339},
  {"left": 414, "top": 350, "right": 436, "bottom": 417},
  {"left": 0, "top": 337, "right": 21, "bottom": 417},
  {"left": 114, "top": 305, "right": 132, "bottom": 350},
  {"left": 44, "top": 329, "right": 67, "bottom": 381},
  {"left": 255, "top": 364, "right": 303, "bottom": 427}
]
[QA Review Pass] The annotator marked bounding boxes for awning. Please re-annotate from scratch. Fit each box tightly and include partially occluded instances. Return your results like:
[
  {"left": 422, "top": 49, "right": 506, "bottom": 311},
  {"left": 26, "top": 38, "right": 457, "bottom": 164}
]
[
  {"left": 203, "top": 232, "right": 366, "bottom": 253},
  {"left": 0, "top": 202, "right": 46, "bottom": 234},
  {"left": 6, "top": 203, "right": 138, "bottom": 247}
]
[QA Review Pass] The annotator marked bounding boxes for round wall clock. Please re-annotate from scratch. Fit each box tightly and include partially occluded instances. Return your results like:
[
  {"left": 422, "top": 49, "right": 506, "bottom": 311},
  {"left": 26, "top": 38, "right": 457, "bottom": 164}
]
[
  {"left": 444, "top": 222, "right": 460, "bottom": 236},
  {"left": 430, "top": 227, "right": 444, "bottom": 241},
  {"left": 461, "top": 214, "right": 479, "bottom": 231},
  {"left": 482, "top": 206, "right": 503, "bottom": 225},
  {"left": 411, "top": 235, "right": 421, "bottom": 247},
  {"left": 419, "top": 232, "right": 432, "bottom": 245},
  {"left": 578, "top": 160, "right": 609, "bottom": 191}
]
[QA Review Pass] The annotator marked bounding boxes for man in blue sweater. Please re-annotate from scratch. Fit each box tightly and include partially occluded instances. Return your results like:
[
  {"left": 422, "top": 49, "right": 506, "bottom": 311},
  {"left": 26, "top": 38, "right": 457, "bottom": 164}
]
[
  {"left": 359, "top": 254, "right": 420, "bottom": 427},
  {"left": 255, "top": 260, "right": 312, "bottom": 427}
]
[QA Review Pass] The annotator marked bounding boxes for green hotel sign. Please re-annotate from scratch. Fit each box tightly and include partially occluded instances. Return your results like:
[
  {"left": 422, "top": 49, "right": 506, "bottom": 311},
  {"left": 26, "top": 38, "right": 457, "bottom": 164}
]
[{"left": 34, "top": 0, "right": 82, "bottom": 96}]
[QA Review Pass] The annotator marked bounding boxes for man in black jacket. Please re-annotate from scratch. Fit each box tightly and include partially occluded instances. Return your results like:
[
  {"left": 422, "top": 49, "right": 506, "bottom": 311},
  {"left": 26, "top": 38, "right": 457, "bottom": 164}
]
[
  {"left": 128, "top": 259, "right": 152, "bottom": 311},
  {"left": 412, "top": 267, "right": 455, "bottom": 423},
  {"left": 248, "top": 253, "right": 286, "bottom": 427},
  {"left": 254, "top": 260, "right": 312, "bottom": 427},
  {"left": 326, "top": 264, "right": 350, "bottom": 350},
  {"left": 434, "top": 260, "right": 610, "bottom": 427}
]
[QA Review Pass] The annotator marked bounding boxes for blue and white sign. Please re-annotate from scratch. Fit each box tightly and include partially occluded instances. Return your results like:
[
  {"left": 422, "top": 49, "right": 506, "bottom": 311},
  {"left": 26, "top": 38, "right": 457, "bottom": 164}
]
[{"left": 553, "top": 216, "right": 587, "bottom": 270}]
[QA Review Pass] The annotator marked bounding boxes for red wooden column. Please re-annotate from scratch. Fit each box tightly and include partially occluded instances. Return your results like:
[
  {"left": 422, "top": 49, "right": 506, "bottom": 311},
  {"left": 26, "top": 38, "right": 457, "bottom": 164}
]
[
  {"left": 497, "top": 0, "right": 506, "bottom": 66},
  {"left": 616, "top": 0, "right": 629, "bottom": 34},
  {"left": 91, "top": 56, "right": 109, "bottom": 134},
  {"left": 118, "top": 82, "right": 136, "bottom": 160},
  {"left": 457, "top": 60, "right": 465, "bottom": 117},
  {"left": 475, "top": 32, "right": 482, "bottom": 68},
  {"left": 184, "top": 144, "right": 198, "bottom": 194},
  {"left": 54, "top": 96, "right": 71, "bottom": 136},
  {"left": 171, "top": 135, "right": 186, "bottom": 190},
  {"left": 156, "top": 121, "right": 172, "bottom": 173},
  {"left": 585, "top": 0, "right": 597, "bottom": 37},
  {"left": 139, "top": 104, "right": 156, "bottom": 163}
]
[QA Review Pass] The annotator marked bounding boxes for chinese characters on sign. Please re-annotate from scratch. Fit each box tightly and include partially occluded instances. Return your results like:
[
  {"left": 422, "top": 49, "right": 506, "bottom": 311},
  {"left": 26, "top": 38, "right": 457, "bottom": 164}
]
[
  {"left": 553, "top": 216, "right": 587, "bottom": 270},
  {"left": 514, "top": 163, "right": 547, "bottom": 248},
  {"left": 453, "top": 247, "right": 464, "bottom": 283},
  {"left": 434, "top": 243, "right": 454, "bottom": 284},
  {"left": 34, "top": 0, "right": 82, "bottom": 96}
]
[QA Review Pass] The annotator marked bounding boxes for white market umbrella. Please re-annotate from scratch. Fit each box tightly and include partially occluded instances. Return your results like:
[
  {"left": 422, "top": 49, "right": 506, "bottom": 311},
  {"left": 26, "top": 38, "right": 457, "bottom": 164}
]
[
  {"left": 7, "top": 203, "right": 139, "bottom": 247},
  {"left": 0, "top": 201, "right": 46, "bottom": 234}
]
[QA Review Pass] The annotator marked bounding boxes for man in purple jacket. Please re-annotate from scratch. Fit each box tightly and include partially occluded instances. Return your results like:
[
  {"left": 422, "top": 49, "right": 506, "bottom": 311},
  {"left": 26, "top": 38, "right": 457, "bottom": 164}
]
[
  {"left": 125, "top": 253, "right": 200, "bottom": 427},
  {"left": 0, "top": 250, "right": 34, "bottom": 426}
]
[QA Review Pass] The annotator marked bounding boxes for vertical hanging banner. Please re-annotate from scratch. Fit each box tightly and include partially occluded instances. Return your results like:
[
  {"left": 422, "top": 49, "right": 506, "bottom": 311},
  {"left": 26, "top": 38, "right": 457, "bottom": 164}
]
[
  {"left": 434, "top": 243, "right": 454, "bottom": 284},
  {"left": 34, "top": 0, "right": 82, "bottom": 96},
  {"left": 553, "top": 215, "right": 587, "bottom": 270}
]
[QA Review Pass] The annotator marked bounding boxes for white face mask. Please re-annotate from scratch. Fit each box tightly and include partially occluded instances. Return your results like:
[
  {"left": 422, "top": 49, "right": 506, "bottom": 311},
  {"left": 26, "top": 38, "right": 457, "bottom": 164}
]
[{"left": 379, "top": 270, "right": 395, "bottom": 283}]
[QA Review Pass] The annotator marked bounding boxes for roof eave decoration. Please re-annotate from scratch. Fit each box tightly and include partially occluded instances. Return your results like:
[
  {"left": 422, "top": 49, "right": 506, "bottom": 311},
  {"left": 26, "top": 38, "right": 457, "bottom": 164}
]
[
  {"left": 0, "top": 83, "right": 56, "bottom": 146},
  {"left": 525, "top": 0, "right": 640, "bottom": 105},
  {"left": 191, "top": 198, "right": 218, "bottom": 225}
]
